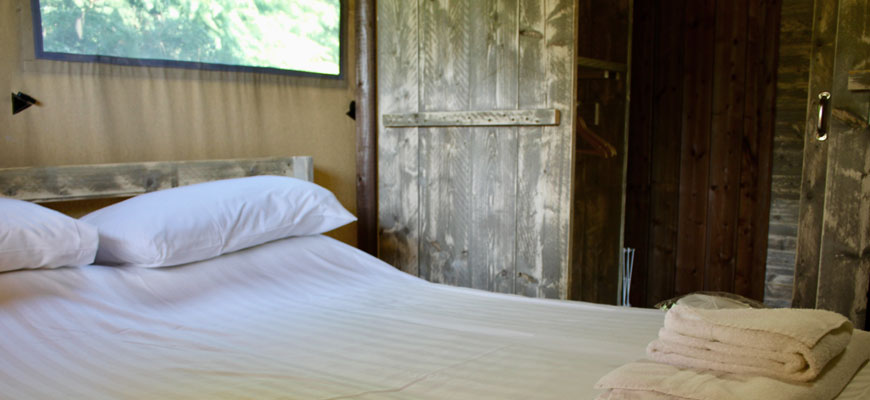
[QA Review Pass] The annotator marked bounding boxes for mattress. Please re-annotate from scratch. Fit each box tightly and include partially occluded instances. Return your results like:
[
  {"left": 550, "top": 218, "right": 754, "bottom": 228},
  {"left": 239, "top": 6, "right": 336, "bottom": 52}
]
[{"left": 0, "top": 235, "right": 867, "bottom": 399}]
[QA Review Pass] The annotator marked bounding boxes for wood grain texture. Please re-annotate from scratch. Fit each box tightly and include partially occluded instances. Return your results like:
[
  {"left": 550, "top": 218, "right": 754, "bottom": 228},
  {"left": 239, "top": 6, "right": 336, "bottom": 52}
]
[
  {"left": 626, "top": 0, "right": 780, "bottom": 306},
  {"left": 419, "top": 0, "right": 473, "bottom": 287},
  {"left": 376, "top": 0, "right": 420, "bottom": 275},
  {"left": 355, "top": 0, "right": 378, "bottom": 256},
  {"left": 376, "top": 0, "right": 575, "bottom": 299},
  {"left": 704, "top": 0, "right": 748, "bottom": 293},
  {"left": 468, "top": 0, "right": 518, "bottom": 294},
  {"left": 624, "top": 0, "right": 654, "bottom": 307},
  {"left": 538, "top": 0, "right": 575, "bottom": 299},
  {"left": 793, "top": 0, "right": 839, "bottom": 308},
  {"left": 646, "top": 0, "right": 685, "bottom": 306},
  {"left": 814, "top": 0, "right": 870, "bottom": 327},
  {"left": 674, "top": 0, "right": 715, "bottom": 298},
  {"left": 847, "top": 69, "right": 870, "bottom": 91},
  {"left": 765, "top": 0, "right": 813, "bottom": 307},
  {"left": 515, "top": 0, "right": 551, "bottom": 298},
  {"left": 0, "top": 156, "right": 313, "bottom": 202},
  {"left": 573, "top": 0, "right": 631, "bottom": 304},
  {"left": 382, "top": 109, "right": 559, "bottom": 127},
  {"left": 736, "top": 0, "right": 780, "bottom": 301}
]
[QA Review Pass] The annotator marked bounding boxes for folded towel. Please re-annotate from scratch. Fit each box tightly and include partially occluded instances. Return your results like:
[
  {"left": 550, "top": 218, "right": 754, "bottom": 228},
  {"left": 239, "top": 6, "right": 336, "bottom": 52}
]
[
  {"left": 595, "top": 330, "right": 870, "bottom": 400},
  {"left": 647, "top": 305, "right": 852, "bottom": 382}
]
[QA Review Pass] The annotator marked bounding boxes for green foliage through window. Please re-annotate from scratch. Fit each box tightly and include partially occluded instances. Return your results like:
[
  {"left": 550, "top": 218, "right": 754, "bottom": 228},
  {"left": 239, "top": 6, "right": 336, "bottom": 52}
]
[{"left": 33, "top": 0, "right": 342, "bottom": 77}]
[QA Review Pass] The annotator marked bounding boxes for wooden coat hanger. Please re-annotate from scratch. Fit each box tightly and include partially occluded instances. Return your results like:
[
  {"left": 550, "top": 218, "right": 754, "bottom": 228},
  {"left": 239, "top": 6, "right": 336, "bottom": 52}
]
[{"left": 576, "top": 115, "right": 617, "bottom": 158}]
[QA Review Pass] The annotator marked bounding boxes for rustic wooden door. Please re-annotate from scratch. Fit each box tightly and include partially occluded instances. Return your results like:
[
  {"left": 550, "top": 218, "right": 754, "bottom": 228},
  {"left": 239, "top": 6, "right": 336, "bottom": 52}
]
[
  {"left": 375, "top": 0, "right": 576, "bottom": 299},
  {"left": 794, "top": 0, "right": 870, "bottom": 327}
]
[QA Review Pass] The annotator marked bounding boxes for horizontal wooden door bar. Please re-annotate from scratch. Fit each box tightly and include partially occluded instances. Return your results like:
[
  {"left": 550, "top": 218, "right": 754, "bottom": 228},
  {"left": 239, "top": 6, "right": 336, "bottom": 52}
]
[{"left": 383, "top": 109, "right": 560, "bottom": 127}]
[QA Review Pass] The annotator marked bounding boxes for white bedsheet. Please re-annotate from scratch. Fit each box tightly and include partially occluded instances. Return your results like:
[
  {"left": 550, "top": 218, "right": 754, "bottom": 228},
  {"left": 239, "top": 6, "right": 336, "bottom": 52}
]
[{"left": 0, "top": 235, "right": 867, "bottom": 399}]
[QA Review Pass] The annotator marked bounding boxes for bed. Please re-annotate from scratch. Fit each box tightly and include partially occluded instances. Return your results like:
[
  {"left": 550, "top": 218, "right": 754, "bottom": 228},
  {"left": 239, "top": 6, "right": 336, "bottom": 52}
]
[{"left": 1, "top": 157, "right": 868, "bottom": 399}]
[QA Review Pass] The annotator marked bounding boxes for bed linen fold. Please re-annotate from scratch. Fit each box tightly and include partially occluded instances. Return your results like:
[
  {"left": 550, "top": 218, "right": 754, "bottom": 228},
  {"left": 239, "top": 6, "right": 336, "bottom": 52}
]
[
  {"left": 2, "top": 236, "right": 869, "bottom": 399},
  {"left": 0, "top": 235, "right": 665, "bottom": 400}
]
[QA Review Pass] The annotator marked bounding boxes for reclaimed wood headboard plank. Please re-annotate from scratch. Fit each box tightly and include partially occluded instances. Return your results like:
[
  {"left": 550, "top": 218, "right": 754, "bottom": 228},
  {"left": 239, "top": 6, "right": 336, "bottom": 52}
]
[{"left": 0, "top": 156, "right": 313, "bottom": 202}]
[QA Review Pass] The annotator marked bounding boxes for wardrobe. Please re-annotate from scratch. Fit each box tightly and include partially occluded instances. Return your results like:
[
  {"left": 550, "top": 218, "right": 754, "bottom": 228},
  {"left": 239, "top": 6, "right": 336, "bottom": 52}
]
[{"left": 375, "top": 0, "right": 632, "bottom": 303}]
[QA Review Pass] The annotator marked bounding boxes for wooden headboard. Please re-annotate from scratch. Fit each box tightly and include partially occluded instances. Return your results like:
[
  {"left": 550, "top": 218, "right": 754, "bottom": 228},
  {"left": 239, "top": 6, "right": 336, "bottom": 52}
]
[{"left": 0, "top": 156, "right": 313, "bottom": 203}]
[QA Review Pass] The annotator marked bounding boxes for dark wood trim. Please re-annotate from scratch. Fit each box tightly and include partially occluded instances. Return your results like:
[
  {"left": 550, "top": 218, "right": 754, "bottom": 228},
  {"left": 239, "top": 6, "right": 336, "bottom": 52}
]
[
  {"left": 625, "top": 0, "right": 654, "bottom": 307},
  {"left": 356, "top": 0, "right": 378, "bottom": 256},
  {"left": 645, "top": 0, "right": 686, "bottom": 306}
]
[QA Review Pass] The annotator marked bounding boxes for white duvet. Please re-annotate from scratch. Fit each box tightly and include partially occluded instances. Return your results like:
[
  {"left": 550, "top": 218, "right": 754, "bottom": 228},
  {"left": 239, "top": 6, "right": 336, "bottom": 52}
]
[{"left": 0, "top": 236, "right": 867, "bottom": 399}]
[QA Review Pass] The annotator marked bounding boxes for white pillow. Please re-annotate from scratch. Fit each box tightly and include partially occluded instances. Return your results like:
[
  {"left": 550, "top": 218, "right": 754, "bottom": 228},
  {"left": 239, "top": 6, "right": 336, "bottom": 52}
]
[
  {"left": 0, "top": 198, "right": 98, "bottom": 272},
  {"left": 81, "top": 175, "right": 356, "bottom": 268}
]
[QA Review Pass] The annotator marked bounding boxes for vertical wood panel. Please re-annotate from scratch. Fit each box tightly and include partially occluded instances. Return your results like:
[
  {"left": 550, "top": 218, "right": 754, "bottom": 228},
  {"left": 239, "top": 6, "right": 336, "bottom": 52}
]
[
  {"left": 675, "top": 0, "right": 716, "bottom": 297},
  {"left": 704, "top": 0, "right": 748, "bottom": 292},
  {"left": 765, "top": 0, "right": 814, "bottom": 307},
  {"left": 468, "top": 0, "right": 518, "bottom": 293},
  {"left": 646, "top": 0, "right": 686, "bottom": 306},
  {"left": 420, "top": 0, "right": 473, "bottom": 286},
  {"left": 627, "top": 0, "right": 781, "bottom": 305},
  {"left": 541, "top": 0, "right": 576, "bottom": 299},
  {"left": 735, "top": 0, "right": 780, "bottom": 300},
  {"left": 815, "top": 0, "right": 870, "bottom": 327},
  {"left": 624, "top": 0, "right": 655, "bottom": 307},
  {"left": 356, "top": 0, "right": 378, "bottom": 256},
  {"left": 377, "top": 0, "right": 420, "bottom": 275},
  {"left": 516, "top": 0, "right": 550, "bottom": 297},
  {"left": 793, "top": 0, "right": 839, "bottom": 308}
]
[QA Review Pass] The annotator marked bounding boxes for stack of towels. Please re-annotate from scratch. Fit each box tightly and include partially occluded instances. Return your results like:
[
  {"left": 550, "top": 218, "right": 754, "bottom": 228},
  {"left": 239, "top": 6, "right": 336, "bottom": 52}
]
[{"left": 595, "top": 305, "right": 870, "bottom": 400}]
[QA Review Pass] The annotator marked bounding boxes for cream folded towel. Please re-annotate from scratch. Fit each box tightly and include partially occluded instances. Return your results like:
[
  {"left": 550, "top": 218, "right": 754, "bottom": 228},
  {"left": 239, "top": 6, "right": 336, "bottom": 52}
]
[
  {"left": 647, "top": 305, "right": 853, "bottom": 382},
  {"left": 595, "top": 330, "right": 870, "bottom": 400}
]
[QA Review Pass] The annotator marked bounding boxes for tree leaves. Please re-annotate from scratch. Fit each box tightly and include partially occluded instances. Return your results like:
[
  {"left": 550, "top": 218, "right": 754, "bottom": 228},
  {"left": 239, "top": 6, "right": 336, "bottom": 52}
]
[{"left": 37, "top": 0, "right": 341, "bottom": 75}]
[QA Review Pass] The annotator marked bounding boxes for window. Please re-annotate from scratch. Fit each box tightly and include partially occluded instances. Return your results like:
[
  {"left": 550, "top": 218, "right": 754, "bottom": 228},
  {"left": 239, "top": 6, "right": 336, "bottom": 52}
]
[{"left": 31, "top": 0, "right": 343, "bottom": 78}]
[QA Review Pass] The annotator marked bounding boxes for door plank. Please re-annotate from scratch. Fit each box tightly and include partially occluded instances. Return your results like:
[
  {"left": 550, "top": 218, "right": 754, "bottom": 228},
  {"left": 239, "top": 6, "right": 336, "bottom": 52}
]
[
  {"left": 793, "top": 0, "right": 840, "bottom": 308},
  {"left": 467, "top": 0, "right": 519, "bottom": 294},
  {"left": 515, "top": 0, "right": 549, "bottom": 297},
  {"left": 516, "top": 0, "right": 575, "bottom": 299},
  {"left": 377, "top": 0, "right": 421, "bottom": 275},
  {"left": 538, "top": 0, "right": 576, "bottom": 299},
  {"left": 419, "top": 0, "right": 473, "bottom": 287},
  {"left": 815, "top": 0, "right": 870, "bottom": 327}
]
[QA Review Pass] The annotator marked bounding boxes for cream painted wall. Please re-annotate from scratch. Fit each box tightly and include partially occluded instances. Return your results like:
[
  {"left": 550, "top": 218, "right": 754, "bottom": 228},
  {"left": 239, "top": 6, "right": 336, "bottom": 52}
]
[{"left": 0, "top": 1, "right": 358, "bottom": 246}]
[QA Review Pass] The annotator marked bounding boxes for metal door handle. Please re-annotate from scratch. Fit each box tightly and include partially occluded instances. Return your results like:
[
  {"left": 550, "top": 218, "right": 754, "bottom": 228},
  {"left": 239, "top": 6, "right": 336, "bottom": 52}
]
[{"left": 817, "top": 92, "right": 831, "bottom": 141}]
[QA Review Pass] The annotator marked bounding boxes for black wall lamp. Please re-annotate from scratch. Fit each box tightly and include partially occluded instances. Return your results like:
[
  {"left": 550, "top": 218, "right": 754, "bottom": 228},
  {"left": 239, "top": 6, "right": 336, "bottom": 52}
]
[{"left": 12, "top": 91, "right": 39, "bottom": 115}]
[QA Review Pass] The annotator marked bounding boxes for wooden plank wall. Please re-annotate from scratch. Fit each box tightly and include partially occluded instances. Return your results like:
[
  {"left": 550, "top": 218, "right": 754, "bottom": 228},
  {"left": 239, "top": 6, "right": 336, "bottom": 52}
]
[
  {"left": 625, "top": 0, "right": 781, "bottom": 307},
  {"left": 766, "top": 0, "right": 814, "bottom": 308}
]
